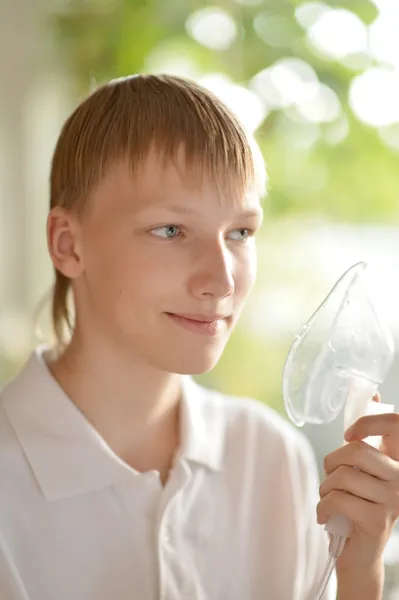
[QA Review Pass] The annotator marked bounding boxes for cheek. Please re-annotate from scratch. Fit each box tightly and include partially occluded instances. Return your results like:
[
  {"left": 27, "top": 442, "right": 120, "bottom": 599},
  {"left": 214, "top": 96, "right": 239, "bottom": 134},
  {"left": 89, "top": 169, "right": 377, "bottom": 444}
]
[
  {"left": 118, "top": 247, "right": 180, "bottom": 302},
  {"left": 235, "top": 250, "right": 257, "bottom": 297},
  {"left": 82, "top": 231, "right": 133, "bottom": 305}
]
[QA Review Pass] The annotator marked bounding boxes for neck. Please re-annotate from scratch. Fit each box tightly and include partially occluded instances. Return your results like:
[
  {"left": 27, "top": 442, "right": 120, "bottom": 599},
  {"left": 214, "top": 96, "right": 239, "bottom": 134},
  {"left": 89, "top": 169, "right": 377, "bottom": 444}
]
[{"left": 46, "top": 331, "right": 182, "bottom": 478}]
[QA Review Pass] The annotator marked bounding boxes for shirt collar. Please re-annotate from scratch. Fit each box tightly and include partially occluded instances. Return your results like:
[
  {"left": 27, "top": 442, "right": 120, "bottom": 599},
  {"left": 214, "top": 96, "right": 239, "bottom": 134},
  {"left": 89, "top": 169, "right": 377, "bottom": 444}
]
[{"left": 1, "top": 348, "right": 224, "bottom": 501}]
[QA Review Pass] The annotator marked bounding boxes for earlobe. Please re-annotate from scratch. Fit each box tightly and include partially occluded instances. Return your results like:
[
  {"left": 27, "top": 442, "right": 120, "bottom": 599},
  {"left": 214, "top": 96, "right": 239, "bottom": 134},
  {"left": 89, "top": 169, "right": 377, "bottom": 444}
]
[{"left": 47, "top": 207, "right": 83, "bottom": 279}]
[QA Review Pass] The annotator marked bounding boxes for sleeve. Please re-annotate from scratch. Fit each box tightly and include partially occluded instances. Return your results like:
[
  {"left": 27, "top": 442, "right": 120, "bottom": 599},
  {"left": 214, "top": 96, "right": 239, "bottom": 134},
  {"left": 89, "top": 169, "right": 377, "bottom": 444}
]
[{"left": 0, "top": 533, "right": 31, "bottom": 600}]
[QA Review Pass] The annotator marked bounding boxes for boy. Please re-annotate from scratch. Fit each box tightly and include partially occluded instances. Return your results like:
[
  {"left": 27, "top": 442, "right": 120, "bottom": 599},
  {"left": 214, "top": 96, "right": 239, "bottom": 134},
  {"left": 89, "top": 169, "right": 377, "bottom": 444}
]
[{"left": 1, "top": 74, "right": 398, "bottom": 600}]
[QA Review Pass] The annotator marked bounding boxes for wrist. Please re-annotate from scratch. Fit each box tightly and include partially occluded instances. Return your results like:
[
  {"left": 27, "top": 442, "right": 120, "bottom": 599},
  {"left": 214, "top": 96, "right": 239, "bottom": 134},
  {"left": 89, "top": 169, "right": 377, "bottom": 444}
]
[{"left": 336, "top": 558, "right": 384, "bottom": 600}]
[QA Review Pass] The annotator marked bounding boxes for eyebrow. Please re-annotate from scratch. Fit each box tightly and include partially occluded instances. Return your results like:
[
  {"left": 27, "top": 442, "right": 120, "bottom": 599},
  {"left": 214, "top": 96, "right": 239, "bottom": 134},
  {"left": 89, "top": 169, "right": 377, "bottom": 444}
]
[{"left": 145, "top": 203, "right": 264, "bottom": 220}]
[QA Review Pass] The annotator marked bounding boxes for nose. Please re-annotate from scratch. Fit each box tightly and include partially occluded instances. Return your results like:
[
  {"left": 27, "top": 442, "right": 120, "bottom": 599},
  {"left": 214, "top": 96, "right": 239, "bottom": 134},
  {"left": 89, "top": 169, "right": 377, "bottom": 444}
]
[{"left": 188, "top": 241, "right": 235, "bottom": 300}]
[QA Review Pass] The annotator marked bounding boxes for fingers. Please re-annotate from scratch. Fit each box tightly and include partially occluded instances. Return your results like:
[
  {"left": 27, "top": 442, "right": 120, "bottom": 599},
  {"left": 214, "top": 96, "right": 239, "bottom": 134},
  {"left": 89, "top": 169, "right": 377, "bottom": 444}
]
[
  {"left": 319, "top": 465, "right": 391, "bottom": 506},
  {"left": 345, "top": 413, "right": 399, "bottom": 442},
  {"left": 324, "top": 441, "right": 397, "bottom": 482},
  {"left": 316, "top": 490, "right": 391, "bottom": 533}
]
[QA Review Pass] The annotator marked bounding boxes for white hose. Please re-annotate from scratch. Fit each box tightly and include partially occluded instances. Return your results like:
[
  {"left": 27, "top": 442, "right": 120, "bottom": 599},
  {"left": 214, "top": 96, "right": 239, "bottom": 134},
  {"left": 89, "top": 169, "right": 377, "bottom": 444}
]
[{"left": 312, "top": 534, "right": 346, "bottom": 600}]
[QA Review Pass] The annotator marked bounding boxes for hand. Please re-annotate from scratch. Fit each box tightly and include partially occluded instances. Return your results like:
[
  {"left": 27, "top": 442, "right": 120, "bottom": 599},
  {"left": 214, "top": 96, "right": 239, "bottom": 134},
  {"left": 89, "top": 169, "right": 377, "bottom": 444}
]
[{"left": 317, "top": 403, "right": 399, "bottom": 577}]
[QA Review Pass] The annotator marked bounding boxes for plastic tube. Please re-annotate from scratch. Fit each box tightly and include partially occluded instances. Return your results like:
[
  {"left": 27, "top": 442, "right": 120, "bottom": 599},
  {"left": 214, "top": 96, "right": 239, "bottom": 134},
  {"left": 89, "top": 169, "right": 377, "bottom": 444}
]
[{"left": 313, "top": 535, "right": 346, "bottom": 600}]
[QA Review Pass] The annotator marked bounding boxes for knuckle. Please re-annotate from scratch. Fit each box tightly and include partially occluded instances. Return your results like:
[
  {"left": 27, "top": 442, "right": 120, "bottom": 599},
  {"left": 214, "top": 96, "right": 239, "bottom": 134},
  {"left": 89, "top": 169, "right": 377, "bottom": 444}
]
[
  {"left": 323, "top": 454, "right": 331, "bottom": 473},
  {"left": 322, "top": 489, "right": 341, "bottom": 510},
  {"left": 316, "top": 496, "right": 331, "bottom": 522},
  {"left": 319, "top": 478, "right": 330, "bottom": 498},
  {"left": 329, "top": 489, "right": 342, "bottom": 504},
  {"left": 316, "top": 502, "right": 326, "bottom": 524},
  {"left": 320, "top": 465, "right": 351, "bottom": 498},
  {"left": 391, "top": 485, "right": 399, "bottom": 517},
  {"left": 334, "top": 465, "right": 352, "bottom": 488},
  {"left": 336, "top": 464, "right": 351, "bottom": 479},
  {"left": 355, "top": 415, "right": 367, "bottom": 428},
  {"left": 390, "top": 413, "right": 399, "bottom": 427},
  {"left": 349, "top": 440, "right": 365, "bottom": 462}
]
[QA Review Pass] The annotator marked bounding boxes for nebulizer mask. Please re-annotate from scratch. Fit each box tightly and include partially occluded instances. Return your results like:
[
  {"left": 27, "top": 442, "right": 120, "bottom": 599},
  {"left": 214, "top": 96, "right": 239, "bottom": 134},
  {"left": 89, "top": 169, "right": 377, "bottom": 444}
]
[{"left": 283, "top": 262, "right": 395, "bottom": 600}]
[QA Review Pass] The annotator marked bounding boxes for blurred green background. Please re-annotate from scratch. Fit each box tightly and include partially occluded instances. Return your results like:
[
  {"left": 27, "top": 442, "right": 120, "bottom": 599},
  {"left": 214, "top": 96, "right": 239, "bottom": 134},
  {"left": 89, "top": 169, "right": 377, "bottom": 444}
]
[
  {"left": 2, "top": 0, "right": 399, "bottom": 402},
  {"left": 46, "top": 1, "right": 399, "bottom": 408},
  {"left": 2, "top": 0, "right": 399, "bottom": 424},
  {"left": 2, "top": 0, "right": 399, "bottom": 593}
]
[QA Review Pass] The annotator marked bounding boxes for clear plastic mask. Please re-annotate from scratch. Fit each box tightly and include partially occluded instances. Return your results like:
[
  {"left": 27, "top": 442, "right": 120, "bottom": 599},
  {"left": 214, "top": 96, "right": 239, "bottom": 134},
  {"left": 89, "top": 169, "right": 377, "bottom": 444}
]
[{"left": 283, "top": 262, "right": 395, "bottom": 427}]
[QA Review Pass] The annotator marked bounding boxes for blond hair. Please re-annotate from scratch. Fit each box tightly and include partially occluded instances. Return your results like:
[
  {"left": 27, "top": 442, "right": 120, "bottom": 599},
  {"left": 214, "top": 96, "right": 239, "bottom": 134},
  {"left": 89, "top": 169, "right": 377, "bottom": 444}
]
[{"left": 49, "top": 73, "right": 267, "bottom": 345}]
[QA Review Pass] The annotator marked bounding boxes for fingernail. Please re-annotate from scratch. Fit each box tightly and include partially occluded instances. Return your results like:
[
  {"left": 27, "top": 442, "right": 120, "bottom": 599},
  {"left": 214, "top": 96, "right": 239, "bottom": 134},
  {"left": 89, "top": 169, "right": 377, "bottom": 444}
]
[{"left": 344, "top": 425, "right": 354, "bottom": 441}]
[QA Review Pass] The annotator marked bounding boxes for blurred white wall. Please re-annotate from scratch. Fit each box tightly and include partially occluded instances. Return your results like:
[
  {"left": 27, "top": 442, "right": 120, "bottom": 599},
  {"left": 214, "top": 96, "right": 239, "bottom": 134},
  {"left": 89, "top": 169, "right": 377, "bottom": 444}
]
[
  {"left": 0, "top": 0, "right": 72, "bottom": 359},
  {"left": 0, "top": 0, "right": 40, "bottom": 313}
]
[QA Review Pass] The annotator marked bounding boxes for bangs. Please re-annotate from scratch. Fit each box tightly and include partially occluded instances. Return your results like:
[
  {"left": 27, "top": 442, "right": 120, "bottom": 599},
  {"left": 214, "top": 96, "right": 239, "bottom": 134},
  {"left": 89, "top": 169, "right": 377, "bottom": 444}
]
[{"left": 50, "top": 74, "right": 267, "bottom": 212}]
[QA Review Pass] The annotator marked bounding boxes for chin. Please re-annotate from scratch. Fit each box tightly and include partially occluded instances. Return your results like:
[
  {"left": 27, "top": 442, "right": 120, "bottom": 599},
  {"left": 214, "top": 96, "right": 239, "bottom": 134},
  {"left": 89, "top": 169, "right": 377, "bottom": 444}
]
[
  {"left": 175, "top": 360, "right": 218, "bottom": 376},
  {"left": 156, "top": 346, "right": 225, "bottom": 376}
]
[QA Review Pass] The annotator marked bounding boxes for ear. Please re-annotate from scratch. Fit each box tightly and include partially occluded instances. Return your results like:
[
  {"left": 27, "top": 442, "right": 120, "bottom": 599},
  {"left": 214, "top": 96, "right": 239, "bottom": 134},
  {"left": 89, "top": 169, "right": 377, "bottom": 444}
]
[{"left": 47, "top": 207, "right": 83, "bottom": 279}]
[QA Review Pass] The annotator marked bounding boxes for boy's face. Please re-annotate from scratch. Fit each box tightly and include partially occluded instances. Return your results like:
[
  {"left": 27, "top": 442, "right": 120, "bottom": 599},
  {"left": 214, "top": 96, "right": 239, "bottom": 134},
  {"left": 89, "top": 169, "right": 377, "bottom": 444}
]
[{"left": 63, "top": 149, "right": 263, "bottom": 374}]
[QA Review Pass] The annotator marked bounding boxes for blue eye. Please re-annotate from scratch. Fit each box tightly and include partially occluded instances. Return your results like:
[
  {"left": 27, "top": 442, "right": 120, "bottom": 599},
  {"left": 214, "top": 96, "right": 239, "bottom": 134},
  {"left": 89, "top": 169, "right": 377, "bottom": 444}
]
[
  {"left": 151, "top": 225, "right": 181, "bottom": 239},
  {"left": 227, "top": 228, "right": 252, "bottom": 241}
]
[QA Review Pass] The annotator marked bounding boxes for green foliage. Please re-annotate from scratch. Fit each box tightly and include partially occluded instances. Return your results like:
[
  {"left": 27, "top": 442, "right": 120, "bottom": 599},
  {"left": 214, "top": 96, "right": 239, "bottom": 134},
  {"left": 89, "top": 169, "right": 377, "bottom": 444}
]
[{"left": 50, "top": 0, "right": 397, "bottom": 224}]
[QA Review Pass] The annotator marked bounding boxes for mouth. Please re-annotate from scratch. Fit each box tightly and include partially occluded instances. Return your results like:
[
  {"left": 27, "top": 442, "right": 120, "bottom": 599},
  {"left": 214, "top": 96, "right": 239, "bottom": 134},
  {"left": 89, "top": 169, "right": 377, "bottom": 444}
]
[{"left": 165, "top": 312, "right": 230, "bottom": 336}]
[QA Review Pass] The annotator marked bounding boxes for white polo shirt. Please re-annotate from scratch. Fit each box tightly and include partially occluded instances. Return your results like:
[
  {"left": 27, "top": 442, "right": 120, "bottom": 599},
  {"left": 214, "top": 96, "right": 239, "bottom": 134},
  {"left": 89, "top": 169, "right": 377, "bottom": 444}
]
[{"left": 0, "top": 348, "right": 334, "bottom": 600}]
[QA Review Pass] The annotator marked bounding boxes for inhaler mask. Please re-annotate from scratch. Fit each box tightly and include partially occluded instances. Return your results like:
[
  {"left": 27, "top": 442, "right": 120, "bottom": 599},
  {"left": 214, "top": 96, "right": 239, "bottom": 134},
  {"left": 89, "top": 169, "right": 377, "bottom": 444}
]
[
  {"left": 283, "top": 261, "right": 395, "bottom": 436},
  {"left": 283, "top": 262, "right": 395, "bottom": 598}
]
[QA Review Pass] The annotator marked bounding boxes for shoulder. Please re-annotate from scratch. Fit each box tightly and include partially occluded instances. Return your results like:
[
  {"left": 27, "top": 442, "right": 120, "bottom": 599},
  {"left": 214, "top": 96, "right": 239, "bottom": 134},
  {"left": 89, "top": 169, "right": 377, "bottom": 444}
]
[{"left": 0, "top": 355, "right": 49, "bottom": 504}]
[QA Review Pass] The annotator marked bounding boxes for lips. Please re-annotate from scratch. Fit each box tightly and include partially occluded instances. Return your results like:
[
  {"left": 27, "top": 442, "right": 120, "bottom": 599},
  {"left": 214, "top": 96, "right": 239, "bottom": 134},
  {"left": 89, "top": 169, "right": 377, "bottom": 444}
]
[
  {"left": 165, "top": 312, "right": 229, "bottom": 336},
  {"left": 170, "top": 313, "right": 228, "bottom": 323}
]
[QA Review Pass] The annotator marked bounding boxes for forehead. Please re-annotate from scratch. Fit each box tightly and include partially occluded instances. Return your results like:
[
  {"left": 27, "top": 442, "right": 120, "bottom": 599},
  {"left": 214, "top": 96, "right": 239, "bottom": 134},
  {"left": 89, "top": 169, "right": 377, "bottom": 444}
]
[{"left": 94, "top": 147, "right": 261, "bottom": 218}]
